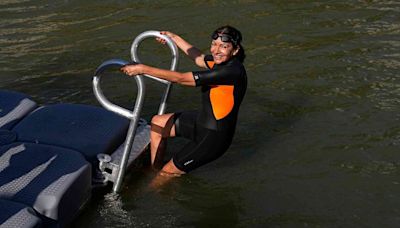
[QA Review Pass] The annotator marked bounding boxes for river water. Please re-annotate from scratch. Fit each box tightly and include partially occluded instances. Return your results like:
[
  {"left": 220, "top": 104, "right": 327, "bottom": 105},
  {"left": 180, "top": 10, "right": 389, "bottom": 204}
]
[{"left": 1, "top": 0, "right": 400, "bottom": 227}]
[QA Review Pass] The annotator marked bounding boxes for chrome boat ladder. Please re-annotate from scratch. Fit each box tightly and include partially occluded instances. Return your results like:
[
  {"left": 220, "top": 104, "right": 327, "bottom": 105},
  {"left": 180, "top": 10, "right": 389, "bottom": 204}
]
[{"left": 92, "top": 31, "right": 179, "bottom": 193}]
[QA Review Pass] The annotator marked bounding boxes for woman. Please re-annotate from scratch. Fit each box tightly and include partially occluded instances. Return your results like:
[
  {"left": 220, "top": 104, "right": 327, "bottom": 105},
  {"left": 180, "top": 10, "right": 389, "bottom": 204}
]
[{"left": 122, "top": 25, "right": 247, "bottom": 178}]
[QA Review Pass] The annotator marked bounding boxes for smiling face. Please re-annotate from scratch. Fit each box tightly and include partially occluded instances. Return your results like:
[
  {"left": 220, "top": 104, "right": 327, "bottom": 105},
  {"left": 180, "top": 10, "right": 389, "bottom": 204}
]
[{"left": 210, "top": 37, "right": 239, "bottom": 65}]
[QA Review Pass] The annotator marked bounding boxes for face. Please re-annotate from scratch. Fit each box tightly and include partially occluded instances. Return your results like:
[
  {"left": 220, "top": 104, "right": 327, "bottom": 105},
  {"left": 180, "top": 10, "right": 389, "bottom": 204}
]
[{"left": 210, "top": 38, "right": 239, "bottom": 64}]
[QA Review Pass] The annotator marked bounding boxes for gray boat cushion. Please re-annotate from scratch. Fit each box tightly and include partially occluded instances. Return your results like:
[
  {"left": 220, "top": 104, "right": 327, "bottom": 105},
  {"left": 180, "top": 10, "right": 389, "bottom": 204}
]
[
  {"left": 0, "top": 199, "right": 41, "bottom": 228},
  {"left": 0, "top": 90, "right": 37, "bottom": 130},
  {"left": 13, "top": 104, "right": 129, "bottom": 164},
  {"left": 0, "top": 142, "right": 91, "bottom": 227}
]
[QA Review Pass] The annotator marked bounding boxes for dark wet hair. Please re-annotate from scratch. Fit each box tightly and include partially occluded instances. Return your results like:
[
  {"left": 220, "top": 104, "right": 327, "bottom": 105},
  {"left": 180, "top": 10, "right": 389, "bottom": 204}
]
[{"left": 212, "top": 25, "right": 246, "bottom": 63}]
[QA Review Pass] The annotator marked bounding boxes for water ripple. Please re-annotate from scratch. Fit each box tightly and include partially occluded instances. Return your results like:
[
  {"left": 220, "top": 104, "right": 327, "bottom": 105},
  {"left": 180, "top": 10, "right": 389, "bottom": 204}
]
[
  {"left": 1, "top": 1, "right": 400, "bottom": 227},
  {"left": 341, "top": 160, "right": 399, "bottom": 175}
]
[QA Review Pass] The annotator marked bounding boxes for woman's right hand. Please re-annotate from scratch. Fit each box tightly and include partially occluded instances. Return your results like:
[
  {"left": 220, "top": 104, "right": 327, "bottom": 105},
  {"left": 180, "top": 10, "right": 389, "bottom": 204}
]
[
  {"left": 121, "top": 64, "right": 144, "bottom": 76},
  {"left": 156, "top": 31, "right": 177, "bottom": 44}
]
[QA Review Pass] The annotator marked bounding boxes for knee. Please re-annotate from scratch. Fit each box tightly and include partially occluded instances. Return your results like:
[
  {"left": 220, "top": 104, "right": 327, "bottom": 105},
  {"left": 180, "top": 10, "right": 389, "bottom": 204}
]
[
  {"left": 151, "top": 115, "right": 163, "bottom": 127},
  {"left": 151, "top": 114, "right": 173, "bottom": 137},
  {"left": 151, "top": 114, "right": 173, "bottom": 127}
]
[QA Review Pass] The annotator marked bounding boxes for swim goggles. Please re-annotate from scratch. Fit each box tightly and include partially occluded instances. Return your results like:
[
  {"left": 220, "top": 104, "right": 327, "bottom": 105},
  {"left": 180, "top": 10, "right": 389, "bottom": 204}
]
[{"left": 211, "top": 32, "right": 238, "bottom": 46}]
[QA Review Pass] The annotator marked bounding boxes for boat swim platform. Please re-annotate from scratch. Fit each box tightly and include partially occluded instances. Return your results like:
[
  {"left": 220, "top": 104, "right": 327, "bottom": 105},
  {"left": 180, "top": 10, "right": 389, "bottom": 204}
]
[
  {"left": 0, "top": 31, "right": 178, "bottom": 227},
  {"left": 0, "top": 90, "right": 150, "bottom": 227}
]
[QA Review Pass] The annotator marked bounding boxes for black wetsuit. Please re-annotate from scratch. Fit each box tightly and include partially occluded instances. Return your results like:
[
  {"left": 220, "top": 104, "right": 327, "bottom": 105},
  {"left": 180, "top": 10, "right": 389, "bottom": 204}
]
[{"left": 173, "top": 55, "right": 247, "bottom": 172}]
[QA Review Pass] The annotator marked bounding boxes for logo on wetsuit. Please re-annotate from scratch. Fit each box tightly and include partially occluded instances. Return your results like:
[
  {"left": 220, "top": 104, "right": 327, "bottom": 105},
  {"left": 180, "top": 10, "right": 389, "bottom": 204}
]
[{"left": 184, "top": 160, "right": 194, "bottom": 166}]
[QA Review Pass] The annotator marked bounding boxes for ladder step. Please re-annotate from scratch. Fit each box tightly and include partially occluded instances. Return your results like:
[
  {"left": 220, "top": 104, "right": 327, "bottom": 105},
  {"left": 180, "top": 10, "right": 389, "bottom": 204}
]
[{"left": 110, "top": 122, "right": 150, "bottom": 167}]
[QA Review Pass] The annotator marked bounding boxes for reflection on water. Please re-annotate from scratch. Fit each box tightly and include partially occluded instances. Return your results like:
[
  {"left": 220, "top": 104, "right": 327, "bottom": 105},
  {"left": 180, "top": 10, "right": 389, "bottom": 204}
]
[{"left": 1, "top": 0, "right": 400, "bottom": 227}]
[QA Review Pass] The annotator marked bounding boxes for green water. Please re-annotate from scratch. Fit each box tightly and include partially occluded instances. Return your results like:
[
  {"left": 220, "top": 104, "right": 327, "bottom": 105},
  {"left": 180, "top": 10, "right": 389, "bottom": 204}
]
[{"left": 1, "top": 0, "right": 400, "bottom": 227}]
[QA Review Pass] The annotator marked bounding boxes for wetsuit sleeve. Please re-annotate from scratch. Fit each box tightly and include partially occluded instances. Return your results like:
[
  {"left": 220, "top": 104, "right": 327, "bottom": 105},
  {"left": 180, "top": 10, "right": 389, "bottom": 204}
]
[{"left": 192, "top": 65, "right": 241, "bottom": 86}]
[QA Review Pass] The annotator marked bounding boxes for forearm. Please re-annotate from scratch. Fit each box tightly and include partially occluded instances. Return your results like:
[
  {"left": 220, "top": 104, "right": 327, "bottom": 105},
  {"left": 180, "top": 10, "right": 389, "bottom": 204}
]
[
  {"left": 172, "top": 35, "right": 201, "bottom": 58},
  {"left": 140, "top": 64, "right": 195, "bottom": 86},
  {"left": 169, "top": 34, "right": 206, "bottom": 68}
]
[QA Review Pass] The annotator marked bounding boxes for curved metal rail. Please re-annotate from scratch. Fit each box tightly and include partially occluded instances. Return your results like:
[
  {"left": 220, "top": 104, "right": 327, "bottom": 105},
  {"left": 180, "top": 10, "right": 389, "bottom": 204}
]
[
  {"left": 93, "top": 58, "right": 145, "bottom": 193},
  {"left": 130, "top": 30, "right": 179, "bottom": 115},
  {"left": 93, "top": 59, "right": 141, "bottom": 119}
]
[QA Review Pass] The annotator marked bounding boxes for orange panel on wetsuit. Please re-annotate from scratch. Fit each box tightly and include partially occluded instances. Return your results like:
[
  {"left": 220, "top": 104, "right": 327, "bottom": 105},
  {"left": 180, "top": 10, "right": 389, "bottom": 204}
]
[
  {"left": 206, "top": 60, "right": 215, "bottom": 69},
  {"left": 207, "top": 60, "right": 234, "bottom": 120},
  {"left": 210, "top": 85, "right": 234, "bottom": 120}
]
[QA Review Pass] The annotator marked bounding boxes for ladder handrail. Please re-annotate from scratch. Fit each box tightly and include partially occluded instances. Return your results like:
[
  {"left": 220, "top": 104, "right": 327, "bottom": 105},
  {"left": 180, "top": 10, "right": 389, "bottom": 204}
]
[
  {"left": 92, "top": 59, "right": 145, "bottom": 193},
  {"left": 93, "top": 59, "right": 143, "bottom": 120},
  {"left": 130, "top": 30, "right": 179, "bottom": 115}
]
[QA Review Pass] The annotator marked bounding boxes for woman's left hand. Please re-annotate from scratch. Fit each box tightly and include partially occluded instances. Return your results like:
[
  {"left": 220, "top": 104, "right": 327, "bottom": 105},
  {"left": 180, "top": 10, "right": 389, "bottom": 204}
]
[
  {"left": 156, "top": 31, "right": 177, "bottom": 44},
  {"left": 121, "top": 64, "right": 143, "bottom": 76}
]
